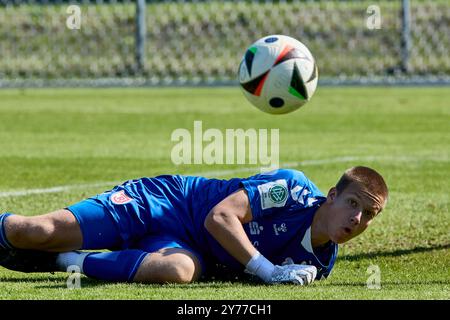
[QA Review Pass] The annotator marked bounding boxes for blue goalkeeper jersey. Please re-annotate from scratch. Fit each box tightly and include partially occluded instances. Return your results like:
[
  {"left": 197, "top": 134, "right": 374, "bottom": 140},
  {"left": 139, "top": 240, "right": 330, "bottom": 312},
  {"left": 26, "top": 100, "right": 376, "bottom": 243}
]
[
  {"left": 188, "top": 169, "right": 338, "bottom": 279},
  {"left": 94, "top": 169, "right": 338, "bottom": 279}
]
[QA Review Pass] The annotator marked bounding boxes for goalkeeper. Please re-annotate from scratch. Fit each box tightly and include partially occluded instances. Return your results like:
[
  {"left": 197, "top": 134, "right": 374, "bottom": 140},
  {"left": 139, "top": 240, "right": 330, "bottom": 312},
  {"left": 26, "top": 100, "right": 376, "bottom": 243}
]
[{"left": 0, "top": 166, "right": 388, "bottom": 285}]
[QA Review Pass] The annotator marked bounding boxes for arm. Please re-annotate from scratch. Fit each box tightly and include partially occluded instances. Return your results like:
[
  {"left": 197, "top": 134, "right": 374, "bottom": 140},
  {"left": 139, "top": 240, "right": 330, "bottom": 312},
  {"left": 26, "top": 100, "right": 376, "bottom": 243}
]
[
  {"left": 204, "top": 189, "right": 256, "bottom": 266},
  {"left": 204, "top": 188, "right": 317, "bottom": 285}
]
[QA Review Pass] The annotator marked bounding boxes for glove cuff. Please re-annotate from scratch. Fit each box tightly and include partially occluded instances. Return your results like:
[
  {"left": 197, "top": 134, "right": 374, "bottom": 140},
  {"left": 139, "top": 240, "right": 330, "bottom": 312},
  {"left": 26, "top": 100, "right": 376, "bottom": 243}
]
[{"left": 245, "top": 251, "right": 275, "bottom": 282}]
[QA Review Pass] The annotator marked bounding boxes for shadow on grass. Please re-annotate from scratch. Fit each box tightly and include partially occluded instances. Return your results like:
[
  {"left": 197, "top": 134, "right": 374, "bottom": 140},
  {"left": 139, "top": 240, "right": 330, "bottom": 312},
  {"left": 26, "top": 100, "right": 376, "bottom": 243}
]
[
  {"left": 1, "top": 243, "right": 448, "bottom": 290},
  {"left": 0, "top": 273, "right": 105, "bottom": 288},
  {"left": 323, "top": 279, "right": 450, "bottom": 287},
  {"left": 340, "top": 243, "right": 450, "bottom": 262},
  {"left": 0, "top": 273, "right": 244, "bottom": 289},
  {"left": 0, "top": 276, "right": 61, "bottom": 284}
]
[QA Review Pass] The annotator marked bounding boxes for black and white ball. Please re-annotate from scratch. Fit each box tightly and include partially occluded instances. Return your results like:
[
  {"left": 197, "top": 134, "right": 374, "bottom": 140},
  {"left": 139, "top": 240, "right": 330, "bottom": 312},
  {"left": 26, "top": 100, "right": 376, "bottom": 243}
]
[{"left": 238, "top": 35, "right": 318, "bottom": 115}]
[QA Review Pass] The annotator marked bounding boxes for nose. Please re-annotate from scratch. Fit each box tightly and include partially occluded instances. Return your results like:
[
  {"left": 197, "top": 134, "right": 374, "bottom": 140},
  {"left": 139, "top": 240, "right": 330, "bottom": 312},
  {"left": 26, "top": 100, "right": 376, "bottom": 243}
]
[{"left": 350, "top": 210, "right": 362, "bottom": 226}]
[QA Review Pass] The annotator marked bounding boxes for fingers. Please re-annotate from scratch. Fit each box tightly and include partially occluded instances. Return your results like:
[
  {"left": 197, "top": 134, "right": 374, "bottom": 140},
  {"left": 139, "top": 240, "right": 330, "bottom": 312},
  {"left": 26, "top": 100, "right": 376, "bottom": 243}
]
[
  {"left": 301, "top": 265, "right": 317, "bottom": 284},
  {"left": 282, "top": 257, "right": 295, "bottom": 265},
  {"left": 291, "top": 265, "right": 317, "bottom": 285},
  {"left": 269, "top": 264, "right": 318, "bottom": 285},
  {"left": 292, "top": 274, "right": 305, "bottom": 285}
]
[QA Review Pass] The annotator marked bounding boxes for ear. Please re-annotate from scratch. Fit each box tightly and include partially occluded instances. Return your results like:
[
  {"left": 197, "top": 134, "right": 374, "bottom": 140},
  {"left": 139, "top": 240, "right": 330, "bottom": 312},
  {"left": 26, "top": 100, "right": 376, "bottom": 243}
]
[{"left": 327, "top": 187, "right": 337, "bottom": 201}]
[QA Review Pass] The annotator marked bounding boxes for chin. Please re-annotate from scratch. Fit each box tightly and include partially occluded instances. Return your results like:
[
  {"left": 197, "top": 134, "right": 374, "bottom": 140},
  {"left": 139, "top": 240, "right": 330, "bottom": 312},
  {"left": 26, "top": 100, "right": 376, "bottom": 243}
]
[{"left": 332, "top": 232, "right": 352, "bottom": 244}]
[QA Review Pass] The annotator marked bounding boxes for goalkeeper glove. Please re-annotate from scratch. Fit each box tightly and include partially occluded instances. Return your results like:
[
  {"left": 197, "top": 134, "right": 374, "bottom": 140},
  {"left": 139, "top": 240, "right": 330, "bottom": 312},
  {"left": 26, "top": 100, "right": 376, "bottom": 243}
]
[{"left": 245, "top": 251, "right": 317, "bottom": 285}]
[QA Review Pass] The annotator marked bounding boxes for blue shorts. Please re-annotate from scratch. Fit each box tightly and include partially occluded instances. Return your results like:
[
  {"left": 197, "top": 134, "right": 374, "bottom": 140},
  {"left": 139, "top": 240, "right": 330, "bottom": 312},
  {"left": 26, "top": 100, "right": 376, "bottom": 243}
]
[{"left": 66, "top": 198, "right": 204, "bottom": 268}]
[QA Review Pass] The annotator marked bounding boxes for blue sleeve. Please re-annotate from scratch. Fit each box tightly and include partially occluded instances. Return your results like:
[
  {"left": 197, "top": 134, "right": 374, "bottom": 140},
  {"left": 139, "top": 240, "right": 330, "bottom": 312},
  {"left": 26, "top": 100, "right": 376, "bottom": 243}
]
[{"left": 240, "top": 169, "right": 324, "bottom": 220}]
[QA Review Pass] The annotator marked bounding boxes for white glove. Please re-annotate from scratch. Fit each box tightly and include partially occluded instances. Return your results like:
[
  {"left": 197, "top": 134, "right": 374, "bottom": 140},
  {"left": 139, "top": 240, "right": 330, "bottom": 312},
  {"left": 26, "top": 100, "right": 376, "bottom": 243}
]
[
  {"left": 269, "top": 264, "right": 317, "bottom": 285},
  {"left": 245, "top": 251, "right": 317, "bottom": 285}
]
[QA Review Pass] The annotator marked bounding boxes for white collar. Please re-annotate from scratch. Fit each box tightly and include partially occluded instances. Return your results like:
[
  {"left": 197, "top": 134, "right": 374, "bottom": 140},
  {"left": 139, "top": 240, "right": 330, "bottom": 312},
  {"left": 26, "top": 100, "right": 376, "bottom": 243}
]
[
  {"left": 301, "top": 226, "right": 335, "bottom": 268},
  {"left": 301, "top": 226, "right": 314, "bottom": 254}
]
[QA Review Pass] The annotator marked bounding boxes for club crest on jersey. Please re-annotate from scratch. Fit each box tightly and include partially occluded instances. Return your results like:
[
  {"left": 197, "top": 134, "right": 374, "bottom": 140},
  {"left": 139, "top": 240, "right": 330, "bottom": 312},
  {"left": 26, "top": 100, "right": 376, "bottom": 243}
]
[{"left": 110, "top": 190, "right": 133, "bottom": 205}]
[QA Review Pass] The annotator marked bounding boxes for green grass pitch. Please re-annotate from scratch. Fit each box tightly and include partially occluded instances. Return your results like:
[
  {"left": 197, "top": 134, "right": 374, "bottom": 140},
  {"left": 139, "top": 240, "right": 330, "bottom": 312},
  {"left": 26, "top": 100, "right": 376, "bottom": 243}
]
[{"left": 0, "top": 87, "right": 448, "bottom": 299}]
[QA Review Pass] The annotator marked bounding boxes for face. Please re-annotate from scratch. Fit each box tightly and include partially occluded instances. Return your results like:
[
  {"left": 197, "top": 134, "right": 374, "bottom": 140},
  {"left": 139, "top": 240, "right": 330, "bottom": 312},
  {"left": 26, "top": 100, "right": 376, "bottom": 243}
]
[{"left": 325, "top": 183, "right": 385, "bottom": 244}]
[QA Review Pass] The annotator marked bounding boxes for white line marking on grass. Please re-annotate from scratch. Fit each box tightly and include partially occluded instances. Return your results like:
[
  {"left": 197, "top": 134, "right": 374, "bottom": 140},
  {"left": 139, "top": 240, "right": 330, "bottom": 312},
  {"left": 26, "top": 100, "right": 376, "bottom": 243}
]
[
  {"left": 0, "top": 181, "right": 119, "bottom": 198},
  {"left": 0, "top": 155, "right": 447, "bottom": 198},
  {"left": 197, "top": 156, "right": 363, "bottom": 177}
]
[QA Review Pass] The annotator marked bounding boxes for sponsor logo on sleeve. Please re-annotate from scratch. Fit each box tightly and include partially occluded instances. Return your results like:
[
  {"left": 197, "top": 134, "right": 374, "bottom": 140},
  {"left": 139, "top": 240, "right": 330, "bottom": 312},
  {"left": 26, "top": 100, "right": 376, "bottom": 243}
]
[
  {"left": 257, "top": 179, "right": 289, "bottom": 209},
  {"left": 290, "top": 185, "right": 318, "bottom": 207}
]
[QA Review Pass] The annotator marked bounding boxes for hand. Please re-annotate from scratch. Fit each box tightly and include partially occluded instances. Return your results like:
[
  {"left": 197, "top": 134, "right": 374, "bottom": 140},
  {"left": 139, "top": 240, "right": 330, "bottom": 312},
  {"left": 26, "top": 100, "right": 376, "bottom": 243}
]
[{"left": 268, "top": 264, "right": 317, "bottom": 285}]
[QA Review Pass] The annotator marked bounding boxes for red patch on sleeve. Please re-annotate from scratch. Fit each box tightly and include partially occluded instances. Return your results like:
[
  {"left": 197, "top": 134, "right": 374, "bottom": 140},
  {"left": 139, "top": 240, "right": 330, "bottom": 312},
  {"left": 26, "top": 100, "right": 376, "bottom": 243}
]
[{"left": 110, "top": 190, "right": 133, "bottom": 205}]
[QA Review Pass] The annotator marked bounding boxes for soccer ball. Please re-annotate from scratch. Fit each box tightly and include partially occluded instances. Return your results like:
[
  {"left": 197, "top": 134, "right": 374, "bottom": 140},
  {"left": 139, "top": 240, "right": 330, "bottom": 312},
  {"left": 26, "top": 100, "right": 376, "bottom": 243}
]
[{"left": 238, "top": 35, "right": 318, "bottom": 115}]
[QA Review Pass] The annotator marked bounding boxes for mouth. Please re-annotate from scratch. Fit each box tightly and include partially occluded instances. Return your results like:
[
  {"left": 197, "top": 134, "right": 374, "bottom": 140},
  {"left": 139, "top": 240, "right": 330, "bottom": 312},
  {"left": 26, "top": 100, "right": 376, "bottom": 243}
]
[
  {"left": 343, "top": 227, "right": 352, "bottom": 235},
  {"left": 334, "top": 226, "right": 353, "bottom": 243}
]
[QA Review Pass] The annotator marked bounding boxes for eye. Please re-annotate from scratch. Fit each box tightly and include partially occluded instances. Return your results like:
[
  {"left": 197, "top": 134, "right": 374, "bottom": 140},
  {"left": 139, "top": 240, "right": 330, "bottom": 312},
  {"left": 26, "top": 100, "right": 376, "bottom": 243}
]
[
  {"left": 363, "top": 210, "right": 376, "bottom": 219},
  {"left": 348, "top": 199, "right": 358, "bottom": 208}
]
